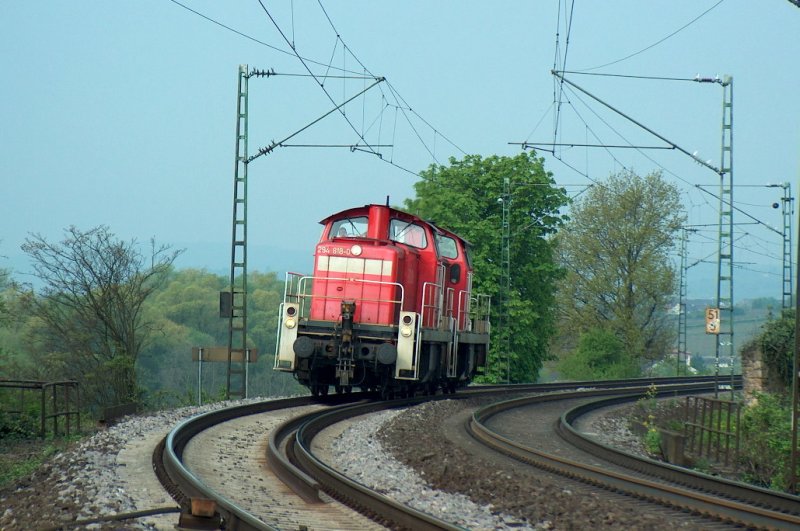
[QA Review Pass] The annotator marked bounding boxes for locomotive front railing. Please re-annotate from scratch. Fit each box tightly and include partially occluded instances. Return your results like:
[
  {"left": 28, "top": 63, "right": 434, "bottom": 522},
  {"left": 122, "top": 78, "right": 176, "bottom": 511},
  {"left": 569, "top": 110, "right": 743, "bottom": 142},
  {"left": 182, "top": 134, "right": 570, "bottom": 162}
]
[
  {"left": 283, "top": 271, "right": 310, "bottom": 306},
  {"left": 283, "top": 273, "right": 404, "bottom": 322}
]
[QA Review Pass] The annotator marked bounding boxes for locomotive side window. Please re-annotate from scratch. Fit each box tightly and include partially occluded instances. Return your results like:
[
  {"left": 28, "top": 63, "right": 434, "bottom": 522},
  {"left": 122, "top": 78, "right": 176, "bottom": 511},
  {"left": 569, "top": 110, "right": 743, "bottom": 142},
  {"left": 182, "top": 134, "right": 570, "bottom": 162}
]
[
  {"left": 436, "top": 235, "right": 458, "bottom": 259},
  {"left": 330, "top": 216, "right": 368, "bottom": 238},
  {"left": 449, "top": 264, "right": 461, "bottom": 284},
  {"left": 389, "top": 219, "right": 427, "bottom": 249}
]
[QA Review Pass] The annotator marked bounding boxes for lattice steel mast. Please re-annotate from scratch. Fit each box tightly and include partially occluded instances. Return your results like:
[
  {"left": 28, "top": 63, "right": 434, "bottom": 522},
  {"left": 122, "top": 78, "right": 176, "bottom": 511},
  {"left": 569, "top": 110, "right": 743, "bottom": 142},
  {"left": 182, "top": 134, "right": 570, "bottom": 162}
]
[
  {"left": 226, "top": 64, "right": 250, "bottom": 400},
  {"left": 500, "top": 177, "right": 512, "bottom": 383},
  {"left": 780, "top": 183, "right": 794, "bottom": 309},
  {"left": 677, "top": 227, "right": 689, "bottom": 375},
  {"left": 714, "top": 76, "right": 734, "bottom": 398}
]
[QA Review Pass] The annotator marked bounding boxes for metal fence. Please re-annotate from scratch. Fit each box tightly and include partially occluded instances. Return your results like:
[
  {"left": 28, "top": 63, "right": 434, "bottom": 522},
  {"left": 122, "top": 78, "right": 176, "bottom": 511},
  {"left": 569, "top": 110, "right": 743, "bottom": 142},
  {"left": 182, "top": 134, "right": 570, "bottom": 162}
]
[
  {"left": 0, "top": 379, "right": 81, "bottom": 438},
  {"left": 684, "top": 395, "right": 741, "bottom": 467}
]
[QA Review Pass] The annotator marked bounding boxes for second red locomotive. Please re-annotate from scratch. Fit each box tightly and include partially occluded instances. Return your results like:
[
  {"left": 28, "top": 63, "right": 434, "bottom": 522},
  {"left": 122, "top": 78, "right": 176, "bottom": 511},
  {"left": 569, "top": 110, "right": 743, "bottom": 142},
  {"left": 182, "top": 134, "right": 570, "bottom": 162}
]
[{"left": 274, "top": 203, "right": 490, "bottom": 398}]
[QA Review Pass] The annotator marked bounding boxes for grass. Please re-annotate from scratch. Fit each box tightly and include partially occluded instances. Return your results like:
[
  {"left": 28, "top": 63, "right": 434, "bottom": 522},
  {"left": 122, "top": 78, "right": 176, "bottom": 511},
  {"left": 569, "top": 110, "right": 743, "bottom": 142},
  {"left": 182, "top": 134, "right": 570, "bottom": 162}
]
[{"left": 0, "top": 438, "right": 70, "bottom": 489}]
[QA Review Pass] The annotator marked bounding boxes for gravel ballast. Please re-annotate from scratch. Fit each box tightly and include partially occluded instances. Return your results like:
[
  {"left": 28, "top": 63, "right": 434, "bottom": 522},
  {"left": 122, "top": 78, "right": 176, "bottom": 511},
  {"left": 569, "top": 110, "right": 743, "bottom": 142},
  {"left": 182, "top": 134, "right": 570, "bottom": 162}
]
[{"left": 0, "top": 395, "right": 680, "bottom": 530}]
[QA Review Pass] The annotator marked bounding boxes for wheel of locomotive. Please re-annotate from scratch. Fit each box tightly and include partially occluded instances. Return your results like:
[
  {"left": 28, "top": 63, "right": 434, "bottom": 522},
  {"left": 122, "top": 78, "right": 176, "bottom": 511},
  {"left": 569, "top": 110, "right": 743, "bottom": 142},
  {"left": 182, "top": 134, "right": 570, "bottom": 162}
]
[
  {"left": 311, "top": 384, "right": 320, "bottom": 398},
  {"left": 335, "top": 384, "right": 343, "bottom": 394},
  {"left": 344, "top": 385, "right": 352, "bottom": 394},
  {"left": 319, "top": 384, "right": 329, "bottom": 396},
  {"left": 380, "top": 384, "right": 391, "bottom": 400}
]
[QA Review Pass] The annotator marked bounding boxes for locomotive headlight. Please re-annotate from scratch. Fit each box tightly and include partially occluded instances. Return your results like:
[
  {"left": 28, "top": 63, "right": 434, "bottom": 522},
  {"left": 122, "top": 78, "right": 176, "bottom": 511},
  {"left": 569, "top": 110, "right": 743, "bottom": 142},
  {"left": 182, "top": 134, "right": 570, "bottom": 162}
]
[
  {"left": 284, "top": 317, "right": 297, "bottom": 329},
  {"left": 351, "top": 244, "right": 362, "bottom": 256},
  {"left": 400, "top": 326, "right": 413, "bottom": 337}
]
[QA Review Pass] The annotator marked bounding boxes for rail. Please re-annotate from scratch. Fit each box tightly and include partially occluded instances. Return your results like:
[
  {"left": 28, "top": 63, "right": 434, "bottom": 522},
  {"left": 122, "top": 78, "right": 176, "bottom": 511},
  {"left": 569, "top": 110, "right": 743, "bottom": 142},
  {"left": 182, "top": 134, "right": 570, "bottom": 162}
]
[
  {"left": 156, "top": 396, "right": 320, "bottom": 530},
  {"left": 558, "top": 390, "right": 800, "bottom": 516},
  {"left": 154, "top": 376, "right": 746, "bottom": 529},
  {"left": 468, "top": 378, "right": 800, "bottom": 529}
]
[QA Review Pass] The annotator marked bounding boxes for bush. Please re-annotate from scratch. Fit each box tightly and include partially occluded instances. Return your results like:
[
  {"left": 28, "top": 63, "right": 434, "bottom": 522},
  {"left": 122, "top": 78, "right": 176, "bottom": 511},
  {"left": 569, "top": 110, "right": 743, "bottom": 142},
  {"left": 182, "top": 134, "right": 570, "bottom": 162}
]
[
  {"left": 738, "top": 392, "right": 796, "bottom": 491},
  {"left": 0, "top": 396, "right": 41, "bottom": 440},
  {"left": 755, "top": 309, "right": 794, "bottom": 390},
  {"left": 0, "top": 410, "right": 39, "bottom": 439},
  {"left": 559, "top": 327, "right": 640, "bottom": 380}
]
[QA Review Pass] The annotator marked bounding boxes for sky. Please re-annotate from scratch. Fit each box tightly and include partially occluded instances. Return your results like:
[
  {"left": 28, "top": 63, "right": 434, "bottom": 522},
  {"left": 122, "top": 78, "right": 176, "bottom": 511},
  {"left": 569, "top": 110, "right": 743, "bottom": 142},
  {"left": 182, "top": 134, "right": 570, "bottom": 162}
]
[{"left": 1, "top": 1, "right": 798, "bottom": 301}]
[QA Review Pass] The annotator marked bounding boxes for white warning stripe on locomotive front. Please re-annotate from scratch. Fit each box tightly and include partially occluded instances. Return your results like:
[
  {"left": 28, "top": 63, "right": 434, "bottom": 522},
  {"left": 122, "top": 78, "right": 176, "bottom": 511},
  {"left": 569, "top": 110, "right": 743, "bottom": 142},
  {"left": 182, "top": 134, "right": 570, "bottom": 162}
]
[{"left": 317, "top": 255, "right": 393, "bottom": 276}]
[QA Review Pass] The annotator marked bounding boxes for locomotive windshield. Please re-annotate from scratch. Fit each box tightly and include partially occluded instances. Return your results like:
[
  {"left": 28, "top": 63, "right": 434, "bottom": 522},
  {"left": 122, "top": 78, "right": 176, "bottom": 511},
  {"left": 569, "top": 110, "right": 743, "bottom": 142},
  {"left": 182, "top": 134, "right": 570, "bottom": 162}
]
[
  {"left": 389, "top": 219, "right": 427, "bottom": 249},
  {"left": 330, "top": 216, "right": 368, "bottom": 238}
]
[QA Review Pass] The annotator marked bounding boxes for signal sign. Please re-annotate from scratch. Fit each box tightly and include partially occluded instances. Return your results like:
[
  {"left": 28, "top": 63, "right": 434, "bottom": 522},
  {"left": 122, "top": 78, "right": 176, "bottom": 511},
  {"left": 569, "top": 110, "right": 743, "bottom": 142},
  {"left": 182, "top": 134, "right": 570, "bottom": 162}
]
[{"left": 705, "top": 308, "right": 720, "bottom": 334}]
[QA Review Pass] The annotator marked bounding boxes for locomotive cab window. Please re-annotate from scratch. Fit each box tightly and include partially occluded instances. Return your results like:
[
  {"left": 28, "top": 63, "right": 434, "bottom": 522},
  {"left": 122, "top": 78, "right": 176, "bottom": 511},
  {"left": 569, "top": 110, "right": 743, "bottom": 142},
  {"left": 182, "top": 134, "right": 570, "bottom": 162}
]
[
  {"left": 436, "top": 235, "right": 458, "bottom": 259},
  {"left": 330, "top": 217, "right": 368, "bottom": 238},
  {"left": 389, "top": 219, "right": 427, "bottom": 249},
  {"left": 449, "top": 264, "right": 461, "bottom": 284}
]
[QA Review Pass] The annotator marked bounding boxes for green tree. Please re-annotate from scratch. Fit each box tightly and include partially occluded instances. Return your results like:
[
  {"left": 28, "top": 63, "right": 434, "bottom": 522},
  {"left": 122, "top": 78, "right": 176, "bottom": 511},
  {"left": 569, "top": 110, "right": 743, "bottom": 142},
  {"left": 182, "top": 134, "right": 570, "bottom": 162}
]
[
  {"left": 555, "top": 170, "right": 685, "bottom": 369},
  {"left": 559, "top": 327, "right": 639, "bottom": 380},
  {"left": 404, "top": 152, "right": 569, "bottom": 382},
  {"left": 21, "top": 226, "right": 181, "bottom": 409},
  {"left": 137, "top": 268, "right": 226, "bottom": 406},
  {"left": 138, "top": 268, "right": 301, "bottom": 405}
]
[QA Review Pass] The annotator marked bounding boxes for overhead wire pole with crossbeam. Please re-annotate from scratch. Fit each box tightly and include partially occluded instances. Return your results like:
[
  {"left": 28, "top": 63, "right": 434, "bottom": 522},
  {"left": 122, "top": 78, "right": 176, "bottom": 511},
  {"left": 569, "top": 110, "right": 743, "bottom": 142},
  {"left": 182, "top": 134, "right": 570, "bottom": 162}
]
[
  {"left": 223, "top": 65, "right": 385, "bottom": 400},
  {"left": 547, "top": 70, "right": 737, "bottom": 397}
]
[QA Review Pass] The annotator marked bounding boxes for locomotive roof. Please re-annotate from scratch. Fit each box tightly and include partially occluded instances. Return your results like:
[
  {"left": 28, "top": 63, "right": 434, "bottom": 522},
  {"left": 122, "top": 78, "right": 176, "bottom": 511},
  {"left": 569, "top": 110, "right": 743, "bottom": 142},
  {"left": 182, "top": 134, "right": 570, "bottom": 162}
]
[{"left": 320, "top": 204, "right": 470, "bottom": 245}]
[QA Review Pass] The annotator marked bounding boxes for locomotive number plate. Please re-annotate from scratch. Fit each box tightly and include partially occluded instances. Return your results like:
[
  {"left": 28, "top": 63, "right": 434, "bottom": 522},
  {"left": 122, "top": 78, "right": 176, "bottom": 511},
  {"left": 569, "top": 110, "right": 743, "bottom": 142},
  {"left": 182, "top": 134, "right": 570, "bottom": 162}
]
[{"left": 318, "top": 245, "right": 352, "bottom": 256}]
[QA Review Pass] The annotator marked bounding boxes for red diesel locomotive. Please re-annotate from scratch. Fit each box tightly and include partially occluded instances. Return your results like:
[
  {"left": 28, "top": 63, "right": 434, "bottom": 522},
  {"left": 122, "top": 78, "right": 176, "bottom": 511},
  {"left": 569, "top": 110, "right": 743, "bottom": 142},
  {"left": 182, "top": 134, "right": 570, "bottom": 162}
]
[{"left": 274, "top": 204, "right": 490, "bottom": 398}]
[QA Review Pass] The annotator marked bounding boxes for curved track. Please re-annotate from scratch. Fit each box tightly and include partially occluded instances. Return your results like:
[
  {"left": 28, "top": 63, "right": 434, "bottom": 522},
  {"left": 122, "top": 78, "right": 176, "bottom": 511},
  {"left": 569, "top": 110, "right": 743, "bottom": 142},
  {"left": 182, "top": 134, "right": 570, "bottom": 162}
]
[
  {"left": 153, "top": 376, "right": 762, "bottom": 529},
  {"left": 154, "top": 394, "right": 383, "bottom": 530},
  {"left": 469, "top": 381, "right": 800, "bottom": 529}
]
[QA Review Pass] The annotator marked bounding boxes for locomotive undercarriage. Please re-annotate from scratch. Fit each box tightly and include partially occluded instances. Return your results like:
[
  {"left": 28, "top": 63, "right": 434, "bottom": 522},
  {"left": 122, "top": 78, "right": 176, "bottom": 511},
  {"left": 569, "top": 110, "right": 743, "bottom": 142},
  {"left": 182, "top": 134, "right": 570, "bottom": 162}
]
[{"left": 291, "top": 320, "right": 484, "bottom": 399}]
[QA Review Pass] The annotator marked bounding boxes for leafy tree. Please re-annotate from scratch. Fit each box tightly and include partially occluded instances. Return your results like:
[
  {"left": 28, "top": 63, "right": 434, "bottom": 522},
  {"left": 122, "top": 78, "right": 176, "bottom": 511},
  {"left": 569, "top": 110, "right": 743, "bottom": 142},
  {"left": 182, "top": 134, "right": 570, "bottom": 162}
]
[
  {"left": 137, "top": 269, "right": 224, "bottom": 408},
  {"left": 138, "top": 268, "right": 300, "bottom": 405},
  {"left": 559, "top": 327, "right": 639, "bottom": 380},
  {"left": 21, "top": 226, "right": 181, "bottom": 409},
  {"left": 555, "top": 170, "right": 685, "bottom": 369},
  {"left": 689, "top": 354, "right": 711, "bottom": 375},
  {"left": 404, "top": 152, "right": 569, "bottom": 382}
]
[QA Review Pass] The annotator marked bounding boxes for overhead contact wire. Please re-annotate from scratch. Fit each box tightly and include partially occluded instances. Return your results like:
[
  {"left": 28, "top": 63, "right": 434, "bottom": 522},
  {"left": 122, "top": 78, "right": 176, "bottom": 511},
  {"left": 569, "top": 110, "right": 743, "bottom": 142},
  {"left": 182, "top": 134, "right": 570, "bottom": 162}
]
[
  {"left": 256, "top": 0, "right": 381, "bottom": 159},
  {"left": 167, "top": 0, "right": 361, "bottom": 75},
  {"left": 577, "top": 0, "right": 728, "bottom": 71}
]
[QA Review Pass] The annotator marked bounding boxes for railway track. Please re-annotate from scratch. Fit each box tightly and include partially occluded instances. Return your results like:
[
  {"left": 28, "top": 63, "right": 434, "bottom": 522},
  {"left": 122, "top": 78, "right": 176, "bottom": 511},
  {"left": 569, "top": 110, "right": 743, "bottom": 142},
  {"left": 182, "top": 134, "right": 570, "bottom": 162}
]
[
  {"left": 469, "top": 381, "right": 800, "bottom": 530},
  {"left": 153, "top": 375, "right": 770, "bottom": 530}
]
